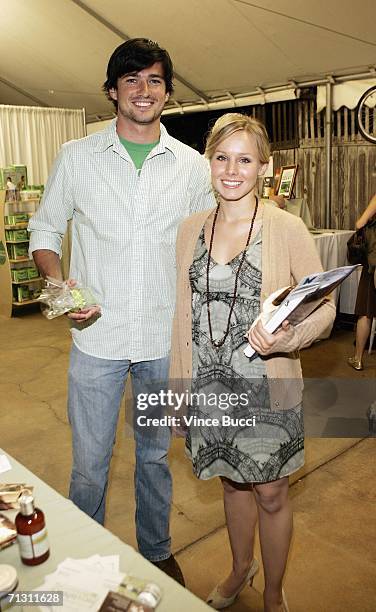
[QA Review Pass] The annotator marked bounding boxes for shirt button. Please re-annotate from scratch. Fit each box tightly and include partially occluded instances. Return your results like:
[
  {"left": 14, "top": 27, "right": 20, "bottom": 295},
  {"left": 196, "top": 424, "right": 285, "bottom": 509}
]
[
  {"left": 186, "top": 342, "right": 190, "bottom": 347},
  {"left": 275, "top": 401, "right": 280, "bottom": 407}
]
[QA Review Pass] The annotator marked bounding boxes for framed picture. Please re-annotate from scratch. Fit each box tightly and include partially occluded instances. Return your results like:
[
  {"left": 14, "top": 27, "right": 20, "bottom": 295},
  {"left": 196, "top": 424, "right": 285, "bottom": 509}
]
[{"left": 276, "top": 165, "right": 298, "bottom": 198}]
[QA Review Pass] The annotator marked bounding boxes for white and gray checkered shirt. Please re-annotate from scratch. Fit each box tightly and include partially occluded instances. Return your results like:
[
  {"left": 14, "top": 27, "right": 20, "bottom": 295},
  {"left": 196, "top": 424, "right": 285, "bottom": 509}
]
[{"left": 29, "top": 120, "right": 215, "bottom": 361}]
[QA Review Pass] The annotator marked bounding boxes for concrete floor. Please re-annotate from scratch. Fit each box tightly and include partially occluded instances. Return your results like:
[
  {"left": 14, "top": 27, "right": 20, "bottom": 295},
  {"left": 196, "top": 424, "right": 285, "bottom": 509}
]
[{"left": 1, "top": 309, "right": 375, "bottom": 611}]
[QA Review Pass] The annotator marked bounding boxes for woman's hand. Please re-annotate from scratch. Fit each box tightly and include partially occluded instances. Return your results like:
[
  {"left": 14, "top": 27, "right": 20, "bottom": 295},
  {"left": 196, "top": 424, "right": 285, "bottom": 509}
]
[
  {"left": 247, "top": 319, "right": 299, "bottom": 355},
  {"left": 269, "top": 194, "right": 286, "bottom": 209}
]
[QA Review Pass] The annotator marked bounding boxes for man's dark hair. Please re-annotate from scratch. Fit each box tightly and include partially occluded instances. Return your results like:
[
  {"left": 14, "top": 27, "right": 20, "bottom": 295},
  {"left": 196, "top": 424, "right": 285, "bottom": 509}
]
[{"left": 103, "top": 38, "right": 174, "bottom": 108}]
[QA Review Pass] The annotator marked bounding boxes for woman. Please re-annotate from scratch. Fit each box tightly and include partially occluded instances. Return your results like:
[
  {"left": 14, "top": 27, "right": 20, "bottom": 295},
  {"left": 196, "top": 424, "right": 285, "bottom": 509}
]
[
  {"left": 348, "top": 194, "right": 376, "bottom": 370},
  {"left": 170, "top": 113, "right": 336, "bottom": 612}
]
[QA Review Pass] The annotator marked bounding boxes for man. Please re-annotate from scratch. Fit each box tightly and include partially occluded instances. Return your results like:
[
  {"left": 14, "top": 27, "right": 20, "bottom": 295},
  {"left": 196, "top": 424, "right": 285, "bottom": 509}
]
[{"left": 29, "top": 38, "right": 214, "bottom": 584}]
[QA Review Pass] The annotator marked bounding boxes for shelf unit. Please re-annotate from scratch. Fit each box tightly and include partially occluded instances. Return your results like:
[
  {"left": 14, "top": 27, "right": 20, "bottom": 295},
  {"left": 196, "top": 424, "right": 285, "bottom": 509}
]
[
  {"left": 0, "top": 189, "right": 42, "bottom": 316},
  {"left": 12, "top": 278, "right": 43, "bottom": 285},
  {"left": 12, "top": 299, "right": 40, "bottom": 307}
]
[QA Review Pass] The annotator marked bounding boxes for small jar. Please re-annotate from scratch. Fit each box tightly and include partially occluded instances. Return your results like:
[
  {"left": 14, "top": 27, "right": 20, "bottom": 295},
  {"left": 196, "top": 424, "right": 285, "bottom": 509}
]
[
  {"left": 15, "top": 494, "right": 50, "bottom": 566},
  {"left": 0, "top": 564, "right": 18, "bottom": 609},
  {"left": 137, "top": 583, "right": 162, "bottom": 609}
]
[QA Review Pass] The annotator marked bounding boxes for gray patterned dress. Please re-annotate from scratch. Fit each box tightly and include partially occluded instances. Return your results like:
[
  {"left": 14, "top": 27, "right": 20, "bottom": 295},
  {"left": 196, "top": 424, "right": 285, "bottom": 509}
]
[{"left": 185, "top": 226, "right": 304, "bottom": 483}]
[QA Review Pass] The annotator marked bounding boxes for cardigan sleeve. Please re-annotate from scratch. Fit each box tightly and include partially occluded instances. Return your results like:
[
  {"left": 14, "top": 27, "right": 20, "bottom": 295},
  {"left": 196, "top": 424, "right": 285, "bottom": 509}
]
[
  {"left": 288, "top": 218, "right": 336, "bottom": 349},
  {"left": 169, "top": 221, "right": 186, "bottom": 382}
]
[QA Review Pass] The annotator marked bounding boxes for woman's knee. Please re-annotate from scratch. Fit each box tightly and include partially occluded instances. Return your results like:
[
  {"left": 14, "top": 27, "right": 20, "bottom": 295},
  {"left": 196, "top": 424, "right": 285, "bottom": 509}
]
[
  {"left": 253, "top": 478, "right": 289, "bottom": 513},
  {"left": 220, "top": 477, "right": 252, "bottom": 495}
]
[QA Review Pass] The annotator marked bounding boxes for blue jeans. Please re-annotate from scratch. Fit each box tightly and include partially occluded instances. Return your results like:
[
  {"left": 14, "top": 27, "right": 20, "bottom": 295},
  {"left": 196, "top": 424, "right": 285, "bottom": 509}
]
[{"left": 68, "top": 344, "right": 172, "bottom": 562}]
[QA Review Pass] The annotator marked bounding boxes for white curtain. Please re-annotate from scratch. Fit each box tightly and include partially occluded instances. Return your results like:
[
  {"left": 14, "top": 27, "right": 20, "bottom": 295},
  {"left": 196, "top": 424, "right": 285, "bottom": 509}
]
[
  {"left": 0, "top": 105, "right": 85, "bottom": 184},
  {"left": 0, "top": 105, "right": 85, "bottom": 277}
]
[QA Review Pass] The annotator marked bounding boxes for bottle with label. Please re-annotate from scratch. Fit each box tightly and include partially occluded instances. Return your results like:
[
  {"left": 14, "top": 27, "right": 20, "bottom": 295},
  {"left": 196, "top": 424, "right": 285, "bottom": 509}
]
[{"left": 15, "top": 493, "right": 50, "bottom": 566}]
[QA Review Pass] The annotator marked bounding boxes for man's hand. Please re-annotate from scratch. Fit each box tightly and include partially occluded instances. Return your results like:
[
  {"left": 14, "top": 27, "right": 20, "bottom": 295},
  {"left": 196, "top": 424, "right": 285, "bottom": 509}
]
[
  {"left": 67, "top": 305, "right": 101, "bottom": 321},
  {"left": 247, "top": 319, "right": 299, "bottom": 355},
  {"left": 64, "top": 279, "right": 101, "bottom": 322}
]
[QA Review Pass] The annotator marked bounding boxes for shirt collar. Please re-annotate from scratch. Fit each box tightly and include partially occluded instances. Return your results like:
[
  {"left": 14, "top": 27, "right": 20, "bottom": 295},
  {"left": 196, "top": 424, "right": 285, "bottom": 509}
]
[
  {"left": 155, "top": 123, "right": 178, "bottom": 158},
  {"left": 93, "top": 119, "right": 177, "bottom": 158}
]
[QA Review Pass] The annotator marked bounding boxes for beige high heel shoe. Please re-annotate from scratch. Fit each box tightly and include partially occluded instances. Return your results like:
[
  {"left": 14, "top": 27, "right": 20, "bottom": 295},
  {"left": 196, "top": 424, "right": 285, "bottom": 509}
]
[
  {"left": 348, "top": 356, "right": 364, "bottom": 371},
  {"left": 206, "top": 558, "right": 259, "bottom": 609}
]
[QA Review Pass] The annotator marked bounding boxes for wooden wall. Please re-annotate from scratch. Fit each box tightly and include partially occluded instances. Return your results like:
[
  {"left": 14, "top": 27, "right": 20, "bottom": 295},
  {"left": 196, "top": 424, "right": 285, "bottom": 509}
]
[{"left": 271, "top": 100, "right": 376, "bottom": 229}]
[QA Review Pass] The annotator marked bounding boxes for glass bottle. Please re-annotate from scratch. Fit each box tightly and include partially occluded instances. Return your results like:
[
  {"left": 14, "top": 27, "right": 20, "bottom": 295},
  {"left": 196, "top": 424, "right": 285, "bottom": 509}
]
[{"left": 15, "top": 493, "right": 50, "bottom": 566}]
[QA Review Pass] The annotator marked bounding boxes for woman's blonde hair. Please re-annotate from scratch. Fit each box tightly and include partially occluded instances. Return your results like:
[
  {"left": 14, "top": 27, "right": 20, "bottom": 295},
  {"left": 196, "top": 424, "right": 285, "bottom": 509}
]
[{"left": 205, "top": 113, "right": 270, "bottom": 164}]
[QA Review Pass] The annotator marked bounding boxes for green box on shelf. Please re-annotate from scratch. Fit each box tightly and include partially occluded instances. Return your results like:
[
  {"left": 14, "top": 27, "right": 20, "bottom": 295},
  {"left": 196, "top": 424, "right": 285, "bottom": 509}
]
[
  {"left": 9, "top": 243, "right": 29, "bottom": 259},
  {"left": 19, "top": 286, "right": 30, "bottom": 301},
  {"left": 6, "top": 229, "right": 28, "bottom": 241},
  {"left": 19, "top": 189, "right": 41, "bottom": 201},
  {"left": 13, "top": 285, "right": 30, "bottom": 302},
  {"left": 5, "top": 213, "right": 29, "bottom": 225},
  {"left": 12, "top": 229, "right": 28, "bottom": 242},
  {"left": 12, "top": 268, "right": 29, "bottom": 282},
  {"left": 27, "top": 267, "right": 39, "bottom": 279}
]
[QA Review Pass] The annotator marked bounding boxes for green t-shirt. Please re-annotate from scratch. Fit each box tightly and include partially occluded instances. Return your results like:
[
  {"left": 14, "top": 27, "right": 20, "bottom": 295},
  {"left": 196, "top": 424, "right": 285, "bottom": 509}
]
[{"left": 118, "top": 136, "right": 159, "bottom": 170}]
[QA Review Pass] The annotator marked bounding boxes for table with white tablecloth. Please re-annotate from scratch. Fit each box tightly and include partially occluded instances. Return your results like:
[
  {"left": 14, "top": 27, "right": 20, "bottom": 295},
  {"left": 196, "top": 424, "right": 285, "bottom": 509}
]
[
  {"left": 311, "top": 229, "right": 360, "bottom": 314},
  {"left": 0, "top": 449, "right": 211, "bottom": 612}
]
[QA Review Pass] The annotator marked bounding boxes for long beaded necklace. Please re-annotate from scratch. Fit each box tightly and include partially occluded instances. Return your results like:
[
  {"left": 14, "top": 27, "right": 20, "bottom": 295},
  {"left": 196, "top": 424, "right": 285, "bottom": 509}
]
[{"left": 206, "top": 196, "right": 259, "bottom": 349}]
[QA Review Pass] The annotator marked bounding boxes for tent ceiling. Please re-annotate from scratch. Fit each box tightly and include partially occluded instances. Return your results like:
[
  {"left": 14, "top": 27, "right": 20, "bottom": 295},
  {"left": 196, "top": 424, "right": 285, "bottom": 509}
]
[{"left": 1, "top": 0, "right": 375, "bottom": 122}]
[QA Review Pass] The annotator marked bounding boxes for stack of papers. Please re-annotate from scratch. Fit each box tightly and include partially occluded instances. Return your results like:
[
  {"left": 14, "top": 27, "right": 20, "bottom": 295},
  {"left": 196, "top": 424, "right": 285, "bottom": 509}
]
[
  {"left": 244, "top": 264, "right": 359, "bottom": 358},
  {"left": 0, "top": 454, "right": 12, "bottom": 474},
  {"left": 34, "top": 555, "right": 124, "bottom": 611},
  {"left": 0, "top": 512, "right": 17, "bottom": 549}
]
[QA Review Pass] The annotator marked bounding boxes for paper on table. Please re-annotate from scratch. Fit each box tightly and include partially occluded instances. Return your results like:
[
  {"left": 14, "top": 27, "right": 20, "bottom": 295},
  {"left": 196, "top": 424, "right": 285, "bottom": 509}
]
[
  {"left": 244, "top": 264, "right": 360, "bottom": 358},
  {"left": 0, "top": 454, "right": 11, "bottom": 473},
  {"left": 0, "top": 512, "right": 17, "bottom": 549},
  {"left": 33, "top": 556, "right": 124, "bottom": 612}
]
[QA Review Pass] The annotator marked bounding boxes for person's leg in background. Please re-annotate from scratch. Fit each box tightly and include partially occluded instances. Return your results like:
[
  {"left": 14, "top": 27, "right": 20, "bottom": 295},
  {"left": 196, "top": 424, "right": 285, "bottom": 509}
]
[
  {"left": 68, "top": 344, "right": 130, "bottom": 524},
  {"left": 348, "top": 315, "right": 371, "bottom": 370},
  {"left": 131, "top": 356, "right": 184, "bottom": 584},
  {"left": 349, "top": 264, "right": 376, "bottom": 370}
]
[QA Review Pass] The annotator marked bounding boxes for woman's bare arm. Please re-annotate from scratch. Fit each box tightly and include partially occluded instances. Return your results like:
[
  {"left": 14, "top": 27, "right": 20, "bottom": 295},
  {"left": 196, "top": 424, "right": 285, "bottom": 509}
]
[{"left": 356, "top": 194, "right": 376, "bottom": 229}]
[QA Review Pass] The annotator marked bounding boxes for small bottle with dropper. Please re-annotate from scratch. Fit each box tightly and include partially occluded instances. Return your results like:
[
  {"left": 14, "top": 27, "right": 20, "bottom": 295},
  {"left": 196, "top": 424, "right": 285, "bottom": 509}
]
[{"left": 15, "top": 493, "right": 50, "bottom": 566}]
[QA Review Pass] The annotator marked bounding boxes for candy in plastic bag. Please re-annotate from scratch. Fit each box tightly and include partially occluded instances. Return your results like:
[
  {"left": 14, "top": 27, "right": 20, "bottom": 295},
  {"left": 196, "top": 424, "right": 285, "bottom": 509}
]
[{"left": 38, "top": 277, "right": 98, "bottom": 319}]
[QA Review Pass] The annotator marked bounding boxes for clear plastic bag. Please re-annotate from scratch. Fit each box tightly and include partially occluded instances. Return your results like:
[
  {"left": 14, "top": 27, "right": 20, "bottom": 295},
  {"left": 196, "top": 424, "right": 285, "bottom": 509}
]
[{"left": 38, "top": 277, "right": 98, "bottom": 319}]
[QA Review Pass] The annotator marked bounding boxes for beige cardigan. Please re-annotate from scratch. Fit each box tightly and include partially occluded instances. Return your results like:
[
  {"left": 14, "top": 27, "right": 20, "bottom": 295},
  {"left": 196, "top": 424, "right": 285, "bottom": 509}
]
[{"left": 170, "top": 203, "right": 336, "bottom": 411}]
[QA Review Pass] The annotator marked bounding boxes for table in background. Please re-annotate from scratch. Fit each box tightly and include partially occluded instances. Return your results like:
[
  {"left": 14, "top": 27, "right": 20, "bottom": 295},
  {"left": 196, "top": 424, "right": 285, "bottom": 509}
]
[
  {"left": 0, "top": 449, "right": 211, "bottom": 612},
  {"left": 311, "top": 229, "right": 360, "bottom": 314}
]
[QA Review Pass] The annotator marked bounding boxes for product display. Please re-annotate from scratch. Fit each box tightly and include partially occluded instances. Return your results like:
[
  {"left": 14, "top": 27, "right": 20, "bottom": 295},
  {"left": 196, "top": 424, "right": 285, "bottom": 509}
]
[
  {"left": 0, "top": 180, "right": 43, "bottom": 315},
  {"left": 0, "top": 165, "right": 27, "bottom": 191}
]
